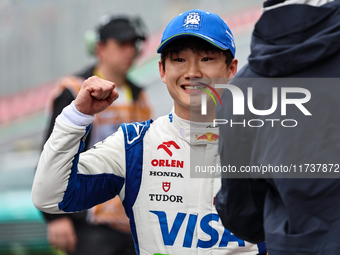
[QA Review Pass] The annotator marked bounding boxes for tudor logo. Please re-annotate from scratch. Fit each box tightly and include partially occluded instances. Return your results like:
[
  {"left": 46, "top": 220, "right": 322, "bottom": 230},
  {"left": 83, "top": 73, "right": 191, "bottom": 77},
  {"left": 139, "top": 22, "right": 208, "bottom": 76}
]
[
  {"left": 157, "top": 141, "right": 180, "bottom": 157},
  {"left": 149, "top": 194, "right": 183, "bottom": 203},
  {"left": 163, "top": 182, "right": 171, "bottom": 192}
]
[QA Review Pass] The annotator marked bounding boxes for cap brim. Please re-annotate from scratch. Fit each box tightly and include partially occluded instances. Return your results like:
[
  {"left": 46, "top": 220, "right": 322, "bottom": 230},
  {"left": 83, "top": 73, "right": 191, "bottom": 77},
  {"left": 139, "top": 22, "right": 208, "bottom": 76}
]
[
  {"left": 157, "top": 33, "right": 230, "bottom": 53},
  {"left": 112, "top": 30, "right": 146, "bottom": 43}
]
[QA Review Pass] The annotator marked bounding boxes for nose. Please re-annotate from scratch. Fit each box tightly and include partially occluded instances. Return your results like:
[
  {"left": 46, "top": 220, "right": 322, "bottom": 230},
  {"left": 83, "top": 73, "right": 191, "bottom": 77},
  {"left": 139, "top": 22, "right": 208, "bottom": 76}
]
[{"left": 183, "top": 61, "right": 203, "bottom": 80}]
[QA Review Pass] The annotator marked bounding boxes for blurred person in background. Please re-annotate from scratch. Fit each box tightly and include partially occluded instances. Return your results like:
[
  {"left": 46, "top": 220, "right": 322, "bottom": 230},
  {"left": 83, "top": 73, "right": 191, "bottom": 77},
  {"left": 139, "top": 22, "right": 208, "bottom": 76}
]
[
  {"left": 215, "top": 1, "right": 340, "bottom": 254},
  {"left": 42, "top": 13, "right": 152, "bottom": 255}
]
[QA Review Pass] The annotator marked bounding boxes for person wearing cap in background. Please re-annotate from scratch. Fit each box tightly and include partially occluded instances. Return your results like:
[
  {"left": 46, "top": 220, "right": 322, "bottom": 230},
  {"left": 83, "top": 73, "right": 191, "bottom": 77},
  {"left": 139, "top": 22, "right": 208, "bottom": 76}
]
[
  {"left": 41, "top": 14, "right": 152, "bottom": 255},
  {"left": 32, "top": 9, "right": 267, "bottom": 254}
]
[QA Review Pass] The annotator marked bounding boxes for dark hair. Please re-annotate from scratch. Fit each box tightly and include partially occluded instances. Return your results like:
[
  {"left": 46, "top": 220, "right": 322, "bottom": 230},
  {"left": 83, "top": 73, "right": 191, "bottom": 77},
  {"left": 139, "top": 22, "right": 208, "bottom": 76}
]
[{"left": 160, "top": 37, "right": 234, "bottom": 70}]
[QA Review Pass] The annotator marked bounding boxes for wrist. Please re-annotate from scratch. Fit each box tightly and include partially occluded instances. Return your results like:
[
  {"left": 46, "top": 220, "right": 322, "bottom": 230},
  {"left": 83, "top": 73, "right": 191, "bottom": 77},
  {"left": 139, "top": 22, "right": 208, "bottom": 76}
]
[{"left": 59, "top": 101, "right": 95, "bottom": 128}]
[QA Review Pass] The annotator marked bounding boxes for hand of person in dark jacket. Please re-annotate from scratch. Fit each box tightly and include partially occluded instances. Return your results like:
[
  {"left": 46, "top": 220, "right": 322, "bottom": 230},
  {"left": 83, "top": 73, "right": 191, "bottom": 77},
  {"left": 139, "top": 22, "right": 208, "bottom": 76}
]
[{"left": 47, "top": 217, "right": 77, "bottom": 253}]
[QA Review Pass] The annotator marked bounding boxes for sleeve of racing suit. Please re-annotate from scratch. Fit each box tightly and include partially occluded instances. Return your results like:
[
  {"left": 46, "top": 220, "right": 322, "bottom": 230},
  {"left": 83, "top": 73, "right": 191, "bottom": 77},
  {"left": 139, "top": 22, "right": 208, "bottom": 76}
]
[
  {"left": 215, "top": 178, "right": 268, "bottom": 244},
  {"left": 42, "top": 88, "right": 84, "bottom": 222},
  {"left": 32, "top": 102, "right": 126, "bottom": 214}
]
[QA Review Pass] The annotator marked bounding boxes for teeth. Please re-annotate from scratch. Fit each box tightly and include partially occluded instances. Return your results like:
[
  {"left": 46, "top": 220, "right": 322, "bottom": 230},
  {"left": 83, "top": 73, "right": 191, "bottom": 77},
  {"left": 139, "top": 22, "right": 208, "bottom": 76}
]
[{"left": 183, "top": 85, "right": 206, "bottom": 90}]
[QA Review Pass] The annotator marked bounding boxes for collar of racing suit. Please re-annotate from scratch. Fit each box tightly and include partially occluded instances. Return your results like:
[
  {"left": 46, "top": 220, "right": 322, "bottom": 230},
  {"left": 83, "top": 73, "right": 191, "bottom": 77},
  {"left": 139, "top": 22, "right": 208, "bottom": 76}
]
[{"left": 168, "top": 108, "right": 220, "bottom": 146}]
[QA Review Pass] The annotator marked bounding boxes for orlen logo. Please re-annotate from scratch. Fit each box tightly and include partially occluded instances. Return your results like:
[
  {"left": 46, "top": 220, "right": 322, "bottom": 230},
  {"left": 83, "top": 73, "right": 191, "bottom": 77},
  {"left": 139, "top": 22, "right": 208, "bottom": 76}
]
[
  {"left": 157, "top": 141, "right": 180, "bottom": 156},
  {"left": 153, "top": 141, "right": 184, "bottom": 168},
  {"left": 150, "top": 211, "right": 245, "bottom": 248}
]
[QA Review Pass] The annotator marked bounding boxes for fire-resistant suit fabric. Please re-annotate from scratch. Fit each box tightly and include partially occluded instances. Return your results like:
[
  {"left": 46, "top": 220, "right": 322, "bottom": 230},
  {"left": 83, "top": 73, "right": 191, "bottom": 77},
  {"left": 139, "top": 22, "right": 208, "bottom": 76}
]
[{"left": 32, "top": 103, "right": 266, "bottom": 255}]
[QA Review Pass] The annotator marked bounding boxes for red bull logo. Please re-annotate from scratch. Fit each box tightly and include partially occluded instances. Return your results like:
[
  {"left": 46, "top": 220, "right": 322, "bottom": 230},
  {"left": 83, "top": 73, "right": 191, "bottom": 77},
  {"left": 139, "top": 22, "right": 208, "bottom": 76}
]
[{"left": 195, "top": 132, "right": 219, "bottom": 142}]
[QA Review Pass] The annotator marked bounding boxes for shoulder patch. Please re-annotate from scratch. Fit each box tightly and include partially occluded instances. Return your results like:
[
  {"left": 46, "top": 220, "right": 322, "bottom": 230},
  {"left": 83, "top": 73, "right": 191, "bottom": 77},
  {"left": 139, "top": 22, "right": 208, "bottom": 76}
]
[{"left": 121, "top": 119, "right": 153, "bottom": 149}]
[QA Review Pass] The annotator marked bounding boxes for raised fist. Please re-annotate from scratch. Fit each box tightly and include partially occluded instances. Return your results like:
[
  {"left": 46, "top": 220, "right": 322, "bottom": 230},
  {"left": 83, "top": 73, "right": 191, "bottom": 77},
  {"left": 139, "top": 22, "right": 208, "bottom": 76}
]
[{"left": 74, "top": 76, "right": 119, "bottom": 115}]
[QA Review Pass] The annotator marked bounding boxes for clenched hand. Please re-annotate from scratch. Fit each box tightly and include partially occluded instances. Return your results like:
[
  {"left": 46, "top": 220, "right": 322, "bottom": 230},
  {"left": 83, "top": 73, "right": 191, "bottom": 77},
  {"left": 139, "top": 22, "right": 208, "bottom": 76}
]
[{"left": 74, "top": 76, "right": 119, "bottom": 115}]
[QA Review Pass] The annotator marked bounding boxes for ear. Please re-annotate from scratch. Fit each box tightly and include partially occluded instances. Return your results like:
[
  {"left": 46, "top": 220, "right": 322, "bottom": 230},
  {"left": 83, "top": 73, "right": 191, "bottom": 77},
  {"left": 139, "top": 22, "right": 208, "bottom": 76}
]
[
  {"left": 227, "top": 59, "right": 238, "bottom": 79},
  {"left": 95, "top": 41, "right": 104, "bottom": 60},
  {"left": 159, "top": 60, "right": 167, "bottom": 84}
]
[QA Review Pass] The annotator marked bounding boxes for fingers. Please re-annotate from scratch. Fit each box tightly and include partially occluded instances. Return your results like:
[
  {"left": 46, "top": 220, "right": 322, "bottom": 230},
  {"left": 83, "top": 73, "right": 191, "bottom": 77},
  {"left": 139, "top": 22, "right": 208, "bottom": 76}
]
[
  {"left": 74, "top": 76, "right": 119, "bottom": 115},
  {"left": 86, "top": 76, "right": 115, "bottom": 100},
  {"left": 107, "top": 88, "right": 119, "bottom": 104},
  {"left": 47, "top": 217, "right": 78, "bottom": 253},
  {"left": 64, "top": 230, "right": 77, "bottom": 253},
  {"left": 89, "top": 83, "right": 115, "bottom": 100}
]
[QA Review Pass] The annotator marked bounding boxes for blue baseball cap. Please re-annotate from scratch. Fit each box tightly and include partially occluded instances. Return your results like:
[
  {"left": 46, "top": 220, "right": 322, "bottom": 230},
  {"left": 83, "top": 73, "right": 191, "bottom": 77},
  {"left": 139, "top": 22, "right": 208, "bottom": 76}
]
[{"left": 157, "top": 9, "right": 236, "bottom": 57}]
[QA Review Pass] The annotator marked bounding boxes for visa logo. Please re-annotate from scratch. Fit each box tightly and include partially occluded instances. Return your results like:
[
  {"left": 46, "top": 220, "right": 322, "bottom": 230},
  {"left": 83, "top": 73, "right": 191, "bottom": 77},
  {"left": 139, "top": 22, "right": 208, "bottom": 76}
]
[{"left": 150, "top": 211, "right": 245, "bottom": 248}]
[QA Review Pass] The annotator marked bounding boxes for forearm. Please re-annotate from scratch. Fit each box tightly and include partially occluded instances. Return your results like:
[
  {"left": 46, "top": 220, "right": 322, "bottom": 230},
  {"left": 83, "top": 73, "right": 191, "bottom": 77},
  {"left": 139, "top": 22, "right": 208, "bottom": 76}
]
[
  {"left": 32, "top": 104, "right": 93, "bottom": 214},
  {"left": 32, "top": 102, "right": 126, "bottom": 214}
]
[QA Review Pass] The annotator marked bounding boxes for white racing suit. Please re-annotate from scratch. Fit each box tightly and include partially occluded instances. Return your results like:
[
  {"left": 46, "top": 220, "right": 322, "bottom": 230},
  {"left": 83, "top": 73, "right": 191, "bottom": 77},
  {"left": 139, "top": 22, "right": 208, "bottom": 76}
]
[{"left": 32, "top": 103, "right": 266, "bottom": 255}]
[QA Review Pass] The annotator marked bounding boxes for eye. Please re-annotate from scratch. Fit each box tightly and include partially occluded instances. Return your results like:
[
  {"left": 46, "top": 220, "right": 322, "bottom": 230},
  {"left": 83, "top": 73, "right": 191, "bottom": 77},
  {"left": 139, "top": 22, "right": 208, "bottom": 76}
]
[
  {"left": 173, "top": 57, "right": 185, "bottom": 62},
  {"left": 201, "top": 57, "right": 212, "bottom": 62}
]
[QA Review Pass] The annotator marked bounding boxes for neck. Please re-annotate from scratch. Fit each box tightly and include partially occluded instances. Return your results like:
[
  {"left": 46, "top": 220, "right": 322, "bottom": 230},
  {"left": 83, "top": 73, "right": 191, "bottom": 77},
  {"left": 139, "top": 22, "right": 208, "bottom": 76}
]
[
  {"left": 174, "top": 104, "right": 217, "bottom": 122},
  {"left": 96, "top": 63, "right": 126, "bottom": 88}
]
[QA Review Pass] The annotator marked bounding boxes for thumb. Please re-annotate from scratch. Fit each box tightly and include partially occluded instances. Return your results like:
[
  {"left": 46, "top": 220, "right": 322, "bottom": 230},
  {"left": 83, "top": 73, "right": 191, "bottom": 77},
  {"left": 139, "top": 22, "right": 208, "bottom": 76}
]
[{"left": 107, "top": 89, "right": 119, "bottom": 105}]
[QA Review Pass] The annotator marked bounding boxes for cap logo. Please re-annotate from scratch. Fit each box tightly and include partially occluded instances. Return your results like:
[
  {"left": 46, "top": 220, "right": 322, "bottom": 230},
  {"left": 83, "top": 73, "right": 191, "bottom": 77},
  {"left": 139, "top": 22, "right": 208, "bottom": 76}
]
[
  {"left": 226, "top": 30, "right": 235, "bottom": 49},
  {"left": 183, "top": 12, "right": 202, "bottom": 30}
]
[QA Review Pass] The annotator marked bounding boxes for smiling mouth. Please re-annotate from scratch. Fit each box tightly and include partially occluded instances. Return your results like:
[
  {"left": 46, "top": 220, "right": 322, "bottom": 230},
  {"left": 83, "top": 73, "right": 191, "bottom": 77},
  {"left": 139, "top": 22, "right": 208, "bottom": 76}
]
[{"left": 181, "top": 83, "right": 206, "bottom": 91}]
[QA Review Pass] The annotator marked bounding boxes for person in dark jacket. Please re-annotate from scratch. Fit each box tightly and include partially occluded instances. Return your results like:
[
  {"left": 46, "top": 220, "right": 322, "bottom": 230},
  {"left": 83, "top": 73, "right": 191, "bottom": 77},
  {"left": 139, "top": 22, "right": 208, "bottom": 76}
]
[
  {"left": 215, "top": 1, "right": 340, "bottom": 254},
  {"left": 42, "top": 14, "right": 152, "bottom": 255}
]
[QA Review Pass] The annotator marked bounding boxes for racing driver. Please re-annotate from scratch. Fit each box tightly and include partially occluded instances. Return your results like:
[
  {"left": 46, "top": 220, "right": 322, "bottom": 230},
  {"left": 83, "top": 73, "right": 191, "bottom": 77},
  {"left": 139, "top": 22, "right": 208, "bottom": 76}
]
[{"left": 32, "top": 9, "right": 266, "bottom": 255}]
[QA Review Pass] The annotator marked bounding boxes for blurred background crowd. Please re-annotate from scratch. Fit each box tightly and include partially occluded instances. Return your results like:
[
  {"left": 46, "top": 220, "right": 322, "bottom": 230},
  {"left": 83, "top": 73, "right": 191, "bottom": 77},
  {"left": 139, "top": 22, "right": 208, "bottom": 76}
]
[{"left": 0, "top": 0, "right": 263, "bottom": 254}]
